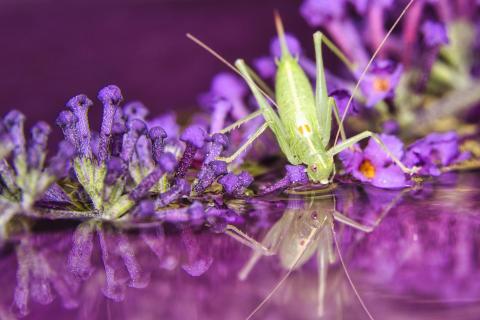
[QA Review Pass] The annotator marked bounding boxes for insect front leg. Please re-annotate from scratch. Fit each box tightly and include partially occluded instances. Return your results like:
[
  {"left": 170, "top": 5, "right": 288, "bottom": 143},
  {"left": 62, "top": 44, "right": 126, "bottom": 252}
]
[
  {"left": 217, "top": 110, "right": 263, "bottom": 134},
  {"left": 217, "top": 122, "right": 268, "bottom": 163},
  {"left": 224, "top": 224, "right": 274, "bottom": 256},
  {"left": 225, "top": 223, "right": 283, "bottom": 281},
  {"left": 327, "top": 131, "right": 417, "bottom": 175}
]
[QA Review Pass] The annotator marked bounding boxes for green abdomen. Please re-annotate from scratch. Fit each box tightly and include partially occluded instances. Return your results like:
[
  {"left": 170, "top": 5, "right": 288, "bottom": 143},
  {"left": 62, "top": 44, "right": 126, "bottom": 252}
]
[{"left": 275, "top": 57, "right": 323, "bottom": 159}]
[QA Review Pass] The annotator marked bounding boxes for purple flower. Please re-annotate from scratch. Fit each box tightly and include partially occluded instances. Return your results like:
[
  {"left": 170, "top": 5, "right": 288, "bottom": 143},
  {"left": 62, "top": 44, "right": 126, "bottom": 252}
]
[
  {"left": 218, "top": 171, "right": 253, "bottom": 196},
  {"left": 187, "top": 201, "right": 205, "bottom": 223},
  {"left": 260, "top": 165, "right": 309, "bottom": 195},
  {"left": 270, "top": 33, "right": 303, "bottom": 57},
  {"left": 47, "top": 141, "right": 75, "bottom": 178},
  {"left": 157, "top": 178, "right": 191, "bottom": 206},
  {"left": 105, "top": 156, "right": 124, "bottom": 185},
  {"left": 132, "top": 200, "right": 156, "bottom": 218},
  {"left": 56, "top": 111, "right": 79, "bottom": 151},
  {"left": 206, "top": 72, "right": 249, "bottom": 119},
  {"left": 300, "top": 0, "right": 346, "bottom": 27},
  {"left": 175, "top": 125, "right": 208, "bottom": 179},
  {"left": 204, "top": 133, "right": 229, "bottom": 164},
  {"left": 404, "top": 132, "right": 470, "bottom": 176},
  {"left": 27, "top": 122, "right": 51, "bottom": 169},
  {"left": 339, "top": 134, "right": 408, "bottom": 188},
  {"left": 421, "top": 20, "right": 449, "bottom": 48},
  {"left": 330, "top": 89, "right": 359, "bottom": 117},
  {"left": 349, "top": 0, "right": 369, "bottom": 13},
  {"left": 123, "top": 101, "right": 149, "bottom": 121},
  {"left": 382, "top": 119, "right": 400, "bottom": 135},
  {"left": 97, "top": 85, "right": 123, "bottom": 162},
  {"left": 253, "top": 56, "right": 277, "bottom": 79},
  {"left": 194, "top": 160, "right": 228, "bottom": 193},
  {"left": 66, "top": 94, "right": 93, "bottom": 157},
  {"left": 129, "top": 152, "right": 177, "bottom": 201},
  {"left": 359, "top": 60, "right": 403, "bottom": 107},
  {"left": 208, "top": 99, "right": 232, "bottom": 134},
  {"left": 4, "top": 110, "right": 26, "bottom": 159},
  {"left": 120, "top": 119, "right": 147, "bottom": 164},
  {"left": 148, "top": 112, "right": 180, "bottom": 140}
]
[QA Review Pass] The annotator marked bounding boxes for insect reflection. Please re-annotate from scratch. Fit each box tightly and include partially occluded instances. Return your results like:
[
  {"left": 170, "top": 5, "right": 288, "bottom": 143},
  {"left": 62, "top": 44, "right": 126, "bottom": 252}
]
[{"left": 226, "top": 185, "right": 404, "bottom": 319}]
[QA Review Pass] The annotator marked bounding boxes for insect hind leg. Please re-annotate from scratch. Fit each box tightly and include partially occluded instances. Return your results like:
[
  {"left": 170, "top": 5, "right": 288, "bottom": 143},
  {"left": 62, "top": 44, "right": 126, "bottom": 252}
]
[{"left": 327, "top": 130, "right": 417, "bottom": 175}]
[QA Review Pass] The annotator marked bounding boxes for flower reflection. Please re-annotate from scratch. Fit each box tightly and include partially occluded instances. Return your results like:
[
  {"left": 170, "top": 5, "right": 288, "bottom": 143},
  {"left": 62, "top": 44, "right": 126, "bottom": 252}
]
[{"left": 0, "top": 174, "right": 479, "bottom": 319}]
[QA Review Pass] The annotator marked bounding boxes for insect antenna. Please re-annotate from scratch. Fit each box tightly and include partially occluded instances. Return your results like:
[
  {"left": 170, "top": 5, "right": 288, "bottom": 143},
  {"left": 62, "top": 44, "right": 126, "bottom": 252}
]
[
  {"left": 186, "top": 33, "right": 279, "bottom": 109},
  {"left": 332, "top": 225, "right": 375, "bottom": 320},
  {"left": 332, "top": 0, "right": 417, "bottom": 148}
]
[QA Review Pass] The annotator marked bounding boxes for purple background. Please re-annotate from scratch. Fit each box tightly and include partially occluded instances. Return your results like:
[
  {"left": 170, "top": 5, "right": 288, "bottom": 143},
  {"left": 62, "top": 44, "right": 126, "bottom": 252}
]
[{"left": 0, "top": 0, "right": 311, "bottom": 131}]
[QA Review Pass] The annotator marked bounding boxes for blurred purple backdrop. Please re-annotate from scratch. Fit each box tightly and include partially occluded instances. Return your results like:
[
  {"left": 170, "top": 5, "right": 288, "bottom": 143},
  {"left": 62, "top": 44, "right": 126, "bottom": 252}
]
[{"left": 0, "top": 0, "right": 311, "bottom": 132}]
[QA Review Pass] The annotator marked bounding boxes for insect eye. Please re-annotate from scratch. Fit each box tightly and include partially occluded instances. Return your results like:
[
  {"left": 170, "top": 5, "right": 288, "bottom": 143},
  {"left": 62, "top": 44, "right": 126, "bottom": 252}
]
[{"left": 311, "top": 165, "right": 317, "bottom": 172}]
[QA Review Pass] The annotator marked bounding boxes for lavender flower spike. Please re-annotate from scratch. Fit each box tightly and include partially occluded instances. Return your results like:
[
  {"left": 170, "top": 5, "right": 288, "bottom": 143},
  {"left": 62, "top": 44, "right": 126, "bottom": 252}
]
[
  {"left": 130, "top": 152, "right": 177, "bottom": 201},
  {"left": 218, "top": 171, "right": 253, "bottom": 196},
  {"left": 66, "top": 94, "right": 93, "bottom": 157},
  {"left": 97, "top": 85, "right": 123, "bottom": 162},
  {"left": 47, "top": 141, "right": 76, "bottom": 178},
  {"left": 194, "top": 160, "right": 228, "bottom": 193},
  {"left": 157, "top": 178, "right": 190, "bottom": 207},
  {"left": 123, "top": 101, "right": 149, "bottom": 121},
  {"left": 175, "top": 125, "right": 208, "bottom": 179},
  {"left": 260, "top": 165, "right": 309, "bottom": 195},
  {"left": 27, "top": 122, "right": 51, "bottom": 169},
  {"left": 149, "top": 126, "right": 167, "bottom": 164},
  {"left": 120, "top": 119, "right": 147, "bottom": 164},
  {"left": 204, "top": 133, "right": 229, "bottom": 164},
  {"left": 56, "top": 111, "right": 79, "bottom": 150},
  {"left": 211, "top": 73, "right": 249, "bottom": 119},
  {"left": 209, "top": 99, "right": 232, "bottom": 134},
  {"left": 0, "top": 130, "right": 13, "bottom": 161},
  {"left": 4, "top": 110, "right": 26, "bottom": 158},
  {"left": 421, "top": 20, "right": 449, "bottom": 48}
]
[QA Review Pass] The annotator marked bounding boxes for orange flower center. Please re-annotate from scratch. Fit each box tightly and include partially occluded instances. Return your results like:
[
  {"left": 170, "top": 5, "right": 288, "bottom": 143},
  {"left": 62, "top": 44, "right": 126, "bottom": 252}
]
[
  {"left": 359, "top": 159, "right": 376, "bottom": 179},
  {"left": 373, "top": 77, "right": 390, "bottom": 92}
]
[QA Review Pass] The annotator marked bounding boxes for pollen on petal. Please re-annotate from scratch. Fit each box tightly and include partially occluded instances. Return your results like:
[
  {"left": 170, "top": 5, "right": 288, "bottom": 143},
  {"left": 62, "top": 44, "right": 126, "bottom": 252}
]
[
  {"left": 359, "top": 159, "right": 376, "bottom": 179},
  {"left": 373, "top": 77, "right": 390, "bottom": 92}
]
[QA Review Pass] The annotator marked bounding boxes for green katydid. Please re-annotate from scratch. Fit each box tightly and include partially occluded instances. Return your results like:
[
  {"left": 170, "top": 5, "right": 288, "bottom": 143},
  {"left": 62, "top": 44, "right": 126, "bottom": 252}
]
[{"left": 187, "top": 2, "right": 417, "bottom": 186}]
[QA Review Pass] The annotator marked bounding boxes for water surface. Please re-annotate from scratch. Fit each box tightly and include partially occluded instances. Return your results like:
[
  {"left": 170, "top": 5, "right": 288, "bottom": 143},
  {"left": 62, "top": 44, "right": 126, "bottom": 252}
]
[{"left": 2, "top": 172, "right": 480, "bottom": 320}]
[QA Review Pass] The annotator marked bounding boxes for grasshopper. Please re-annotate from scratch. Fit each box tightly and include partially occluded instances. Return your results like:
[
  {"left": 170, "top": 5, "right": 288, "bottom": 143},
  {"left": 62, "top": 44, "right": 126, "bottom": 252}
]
[{"left": 188, "top": 5, "right": 417, "bottom": 185}]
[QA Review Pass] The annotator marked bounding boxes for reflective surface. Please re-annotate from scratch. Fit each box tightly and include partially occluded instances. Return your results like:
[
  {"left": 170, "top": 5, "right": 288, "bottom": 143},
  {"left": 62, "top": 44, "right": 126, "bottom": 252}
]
[{"left": 1, "top": 172, "right": 480, "bottom": 319}]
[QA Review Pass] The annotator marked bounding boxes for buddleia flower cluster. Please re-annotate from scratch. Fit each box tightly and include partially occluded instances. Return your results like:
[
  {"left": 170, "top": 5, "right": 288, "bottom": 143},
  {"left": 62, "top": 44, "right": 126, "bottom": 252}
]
[
  {"left": 296, "top": 0, "right": 480, "bottom": 133},
  {"left": 0, "top": 110, "right": 73, "bottom": 236},
  {"left": 206, "top": 0, "right": 480, "bottom": 189},
  {"left": 0, "top": 85, "right": 254, "bottom": 235}
]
